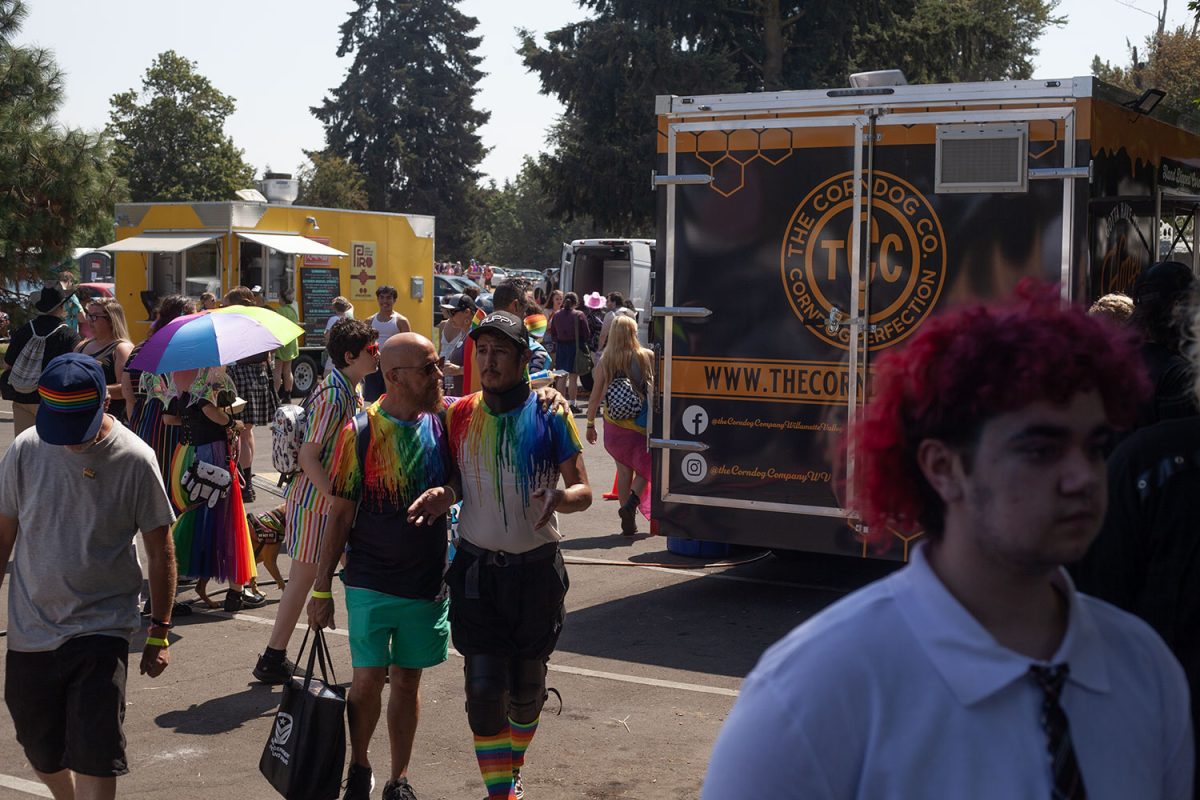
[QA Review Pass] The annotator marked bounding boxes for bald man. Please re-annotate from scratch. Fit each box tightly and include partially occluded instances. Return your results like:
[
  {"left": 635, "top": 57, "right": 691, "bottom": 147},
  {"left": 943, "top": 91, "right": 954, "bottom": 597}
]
[{"left": 308, "top": 333, "right": 455, "bottom": 800}]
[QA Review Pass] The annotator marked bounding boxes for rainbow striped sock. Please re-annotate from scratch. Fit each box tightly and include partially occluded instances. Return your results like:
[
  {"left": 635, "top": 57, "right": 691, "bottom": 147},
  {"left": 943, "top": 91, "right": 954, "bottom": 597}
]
[
  {"left": 474, "top": 728, "right": 514, "bottom": 799},
  {"left": 509, "top": 716, "right": 539, "bottom": 769}
]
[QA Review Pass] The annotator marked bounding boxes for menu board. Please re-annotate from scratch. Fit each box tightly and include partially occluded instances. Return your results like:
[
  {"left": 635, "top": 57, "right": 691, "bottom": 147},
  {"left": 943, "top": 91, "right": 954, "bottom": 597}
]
[{"left": 299, "top": 267, "right": 341, "bottom": 346}]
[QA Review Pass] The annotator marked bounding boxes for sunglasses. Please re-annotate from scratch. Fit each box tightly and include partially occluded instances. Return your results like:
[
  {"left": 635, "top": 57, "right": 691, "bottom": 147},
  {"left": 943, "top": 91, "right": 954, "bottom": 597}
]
[
  {"left": 364, "top": 342, "right": 380, "bottom": 357},
  {"left": 391, "top": 357, "right": 445, "bottom": 376},
  {"left": 86, "top": 313, "right": 110, "bottom": 321}
]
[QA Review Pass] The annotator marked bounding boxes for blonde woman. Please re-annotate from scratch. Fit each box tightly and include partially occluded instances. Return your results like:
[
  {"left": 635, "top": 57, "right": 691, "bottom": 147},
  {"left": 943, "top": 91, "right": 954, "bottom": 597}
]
[
  {"left": 75, "top": 297, "right": 134, "bottom": 422},
  {"left": 585, "top": 315, "right": 653, "bottom": 535}
]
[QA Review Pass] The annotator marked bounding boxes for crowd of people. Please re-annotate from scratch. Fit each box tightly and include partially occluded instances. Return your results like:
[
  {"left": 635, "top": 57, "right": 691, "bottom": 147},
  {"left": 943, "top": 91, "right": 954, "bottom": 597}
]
[
  {"left": 0, "top": 274, "right": 607, "bottom": 800},
  {"left": 4, "top": 254, "right": 1200, "bottom": 797}
]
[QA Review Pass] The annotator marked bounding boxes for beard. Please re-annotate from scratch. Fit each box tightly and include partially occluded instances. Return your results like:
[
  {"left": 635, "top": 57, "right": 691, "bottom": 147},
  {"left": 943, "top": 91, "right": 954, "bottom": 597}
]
[{"left": 421, "top": 380, "right": 445, "bottom": 413}]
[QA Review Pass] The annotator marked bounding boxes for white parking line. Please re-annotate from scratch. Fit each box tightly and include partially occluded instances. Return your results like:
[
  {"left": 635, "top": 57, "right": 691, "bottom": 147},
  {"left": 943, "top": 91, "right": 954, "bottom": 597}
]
[
  {"left": 199, "top": 608, "right": 739, "bottom": 697},
  {"left": 565, "top": 553, "right": 851, "bottom": 592},
  {"left": 0, "top": 773, "right": 52, "bottom": 797}
]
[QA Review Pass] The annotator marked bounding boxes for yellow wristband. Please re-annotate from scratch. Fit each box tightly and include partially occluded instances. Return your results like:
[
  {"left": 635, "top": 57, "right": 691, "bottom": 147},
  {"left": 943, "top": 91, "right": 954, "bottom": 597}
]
[
  {"left": 145, "top": 637, "right": 169, "bottom": 648},
  {"left": 311, "top": 590, "right": 333, "bottom": 599}
]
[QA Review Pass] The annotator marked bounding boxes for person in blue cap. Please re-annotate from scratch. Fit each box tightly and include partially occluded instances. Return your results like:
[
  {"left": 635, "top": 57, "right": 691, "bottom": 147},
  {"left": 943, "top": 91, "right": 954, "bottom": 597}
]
[{"left": 0, "top": 353, "right": 178, "bottom": 799}]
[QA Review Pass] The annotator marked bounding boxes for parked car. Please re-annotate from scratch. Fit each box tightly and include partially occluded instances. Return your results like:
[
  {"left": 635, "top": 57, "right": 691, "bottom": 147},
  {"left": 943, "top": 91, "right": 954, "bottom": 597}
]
[{"left": 434, "top": 275, "right": 482, "bottom": 323}]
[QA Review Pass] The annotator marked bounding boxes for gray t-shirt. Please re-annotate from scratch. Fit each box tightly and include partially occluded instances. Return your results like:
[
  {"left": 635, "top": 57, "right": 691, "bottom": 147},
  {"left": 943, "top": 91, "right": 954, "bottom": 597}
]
[{"left": 0, "top": 419, "right": 177, "bottom": 651}]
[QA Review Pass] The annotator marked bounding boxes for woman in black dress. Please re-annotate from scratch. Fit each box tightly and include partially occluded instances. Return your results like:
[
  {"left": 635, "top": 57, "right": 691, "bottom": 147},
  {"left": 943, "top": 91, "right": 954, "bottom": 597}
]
[{"left": 74, "top": 298, "right": 134, "bottom": 423}]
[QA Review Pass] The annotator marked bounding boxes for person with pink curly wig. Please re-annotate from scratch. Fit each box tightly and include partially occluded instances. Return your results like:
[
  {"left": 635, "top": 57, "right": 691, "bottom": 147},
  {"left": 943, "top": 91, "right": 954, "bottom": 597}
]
[{"left": 703, "top": 282, "right": 1194, "bottom": 800}]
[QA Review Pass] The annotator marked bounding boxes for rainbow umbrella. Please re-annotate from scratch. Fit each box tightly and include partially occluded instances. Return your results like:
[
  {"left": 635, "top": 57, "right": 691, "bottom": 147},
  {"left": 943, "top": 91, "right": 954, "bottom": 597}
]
[{"left": 128, "top": 306, "right": 305, "bottom": 373}]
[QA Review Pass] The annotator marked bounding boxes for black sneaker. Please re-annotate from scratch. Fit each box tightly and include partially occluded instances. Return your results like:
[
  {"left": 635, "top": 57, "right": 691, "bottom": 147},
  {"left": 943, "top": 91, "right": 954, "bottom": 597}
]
[
  {"left": 343, "top": 763, "right": 374, "bottom": 800},
  {"left": 253, "top": 653, "right": 298, "bottom": 685},
  {"left": 382, "top": 777, "right": 418, "bottom": 800},
  {"left": 512, "top": 769, "right": 524, "bottom": 800}
]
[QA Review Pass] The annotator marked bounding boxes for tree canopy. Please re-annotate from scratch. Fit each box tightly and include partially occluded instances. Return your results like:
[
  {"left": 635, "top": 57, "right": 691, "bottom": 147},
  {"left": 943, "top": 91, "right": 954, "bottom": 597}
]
[
  {"left": 0, "top": 0, "right": 126, "bottom": 284},
  {"left": 468, "top": 159, "right": 588, "bottom": 268},
  {"left": 523, "top": 0, "right": 1064, "bottom": 232},
  {"left": 1092, "top": 25, "right": 1200, "bottom": 120},
  {"left": 294, "top": 150, "right": 369, "bottom": 210},
  {"left": 314, "top": 0, "right": 489, "bottom": 258},
  {"left": 107, "top": 50, "right": 254, "bottom": 202}
]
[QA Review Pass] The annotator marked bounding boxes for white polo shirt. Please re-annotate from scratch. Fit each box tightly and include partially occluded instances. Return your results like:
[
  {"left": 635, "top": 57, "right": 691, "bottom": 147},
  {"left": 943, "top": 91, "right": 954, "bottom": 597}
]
[{"left": 702, "top": 544, "right": 1193, "bottom": 800}]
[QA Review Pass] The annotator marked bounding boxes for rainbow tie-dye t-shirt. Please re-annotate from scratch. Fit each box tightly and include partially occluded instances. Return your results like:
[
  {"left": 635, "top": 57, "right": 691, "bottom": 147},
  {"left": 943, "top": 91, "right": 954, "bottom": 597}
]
[
  {"left": 446, "top": 392, "right": 583, "bottom": 554},
  {"left": 328, "top": 404, "right": 451, "bottom": 599}
]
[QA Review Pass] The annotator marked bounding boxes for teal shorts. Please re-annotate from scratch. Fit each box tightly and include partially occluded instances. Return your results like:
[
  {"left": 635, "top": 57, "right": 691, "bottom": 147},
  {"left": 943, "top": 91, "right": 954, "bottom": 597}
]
[{"left": 344, "top": 587, "right": 450, "bottom": 669}]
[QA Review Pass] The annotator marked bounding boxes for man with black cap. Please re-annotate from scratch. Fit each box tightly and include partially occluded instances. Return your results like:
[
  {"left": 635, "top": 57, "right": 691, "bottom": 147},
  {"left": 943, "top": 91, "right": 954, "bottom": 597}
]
[
  {"left": 0, "top": 353, "right": 178, "bottom": 798},
  {"left": 1129, "top": 260, "right": 1199, "bottom": 427},
  {"left": 1, "top": 285, "right": 79, "bottom": 436},
  {"left": 409, "top": 310, "right": 591, "bottom": 800}
]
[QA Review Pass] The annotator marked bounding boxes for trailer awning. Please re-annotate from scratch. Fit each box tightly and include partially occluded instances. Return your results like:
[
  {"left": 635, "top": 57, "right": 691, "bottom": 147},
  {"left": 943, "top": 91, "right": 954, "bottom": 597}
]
[
  {"left": 98, "top": 233, "right": 222, "bottom": 253},
  {"left": 237, "top": 232, "right": 347, "bottom": 257}
]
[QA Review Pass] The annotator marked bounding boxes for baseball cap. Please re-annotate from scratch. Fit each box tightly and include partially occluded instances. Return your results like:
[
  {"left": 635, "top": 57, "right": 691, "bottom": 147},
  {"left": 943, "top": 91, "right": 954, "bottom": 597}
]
[
  {"left": 1132, "top": 260, "right": 1194, "bottom": 304},
  {"left": 468, "top": 310, "right": 529, "bottom": 350},
  {"left": 440, "top": 293, "right": 476, "bottom": 315},
  {"left": 36, "top": 353, "right": 107, "bottom": 446}
]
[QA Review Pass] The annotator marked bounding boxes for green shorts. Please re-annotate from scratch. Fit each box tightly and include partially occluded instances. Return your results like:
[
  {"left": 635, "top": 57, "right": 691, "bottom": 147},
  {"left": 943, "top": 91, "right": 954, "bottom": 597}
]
[{"left": 344, "top": 587, "right": 450, "bottom": 669}]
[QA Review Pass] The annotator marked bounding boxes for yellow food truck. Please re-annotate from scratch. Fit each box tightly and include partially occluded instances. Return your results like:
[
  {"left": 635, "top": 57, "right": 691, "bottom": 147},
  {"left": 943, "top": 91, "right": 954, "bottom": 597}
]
[{"left": 103, "top": 187, "right": 435, "bottom": 395}]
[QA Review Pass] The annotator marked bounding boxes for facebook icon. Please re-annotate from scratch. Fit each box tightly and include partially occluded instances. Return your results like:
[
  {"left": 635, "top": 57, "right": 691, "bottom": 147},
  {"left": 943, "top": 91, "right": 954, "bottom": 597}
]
[{"left": 682, "top": 405, "right": 709, "bottom": 436}]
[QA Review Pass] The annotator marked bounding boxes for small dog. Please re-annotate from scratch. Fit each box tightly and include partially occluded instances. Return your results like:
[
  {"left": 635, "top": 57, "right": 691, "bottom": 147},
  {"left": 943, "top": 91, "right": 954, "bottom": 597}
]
[{"left": 192, "top": 507, "right": 286, "bottom": 609}]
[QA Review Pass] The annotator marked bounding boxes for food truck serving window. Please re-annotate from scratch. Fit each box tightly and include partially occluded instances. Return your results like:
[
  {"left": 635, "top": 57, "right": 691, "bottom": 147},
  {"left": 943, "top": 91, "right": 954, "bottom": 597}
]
[
  {"left": 239, "top": 240, "right": 292, "bottom": 300},
  {"left": 150, "top": 242, "right": 220, "bottom": 298}
]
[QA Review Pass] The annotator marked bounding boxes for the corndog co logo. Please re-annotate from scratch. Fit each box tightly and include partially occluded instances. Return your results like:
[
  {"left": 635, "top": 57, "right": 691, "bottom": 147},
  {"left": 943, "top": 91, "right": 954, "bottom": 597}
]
[{"left": 780, "top": 170, "right": 946, "bottom": 350}]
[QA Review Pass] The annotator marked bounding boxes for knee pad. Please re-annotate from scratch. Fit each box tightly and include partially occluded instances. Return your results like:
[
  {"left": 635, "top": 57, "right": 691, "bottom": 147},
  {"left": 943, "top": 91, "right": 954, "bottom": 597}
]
[
  {"left": 508, "top": 658, "right": 548, "bottom": 725},
  {"left": 464, "top": 654, "right": 510, "bottom": 736}
]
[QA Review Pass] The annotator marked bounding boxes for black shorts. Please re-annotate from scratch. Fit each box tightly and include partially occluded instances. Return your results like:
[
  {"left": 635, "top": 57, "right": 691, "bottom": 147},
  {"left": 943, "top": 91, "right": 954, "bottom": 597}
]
[
  {"left": 5, "top": 635, "right": 129, "bottom": 777},
  {"left": 445, "top": 542, "right": 569, "bottom": 660}
]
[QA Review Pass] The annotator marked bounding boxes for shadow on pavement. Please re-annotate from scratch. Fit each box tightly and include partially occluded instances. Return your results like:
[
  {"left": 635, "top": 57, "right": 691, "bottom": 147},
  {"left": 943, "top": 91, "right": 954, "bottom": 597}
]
[
  {"left": 557, "top": 564, "right": 835, "bottom": 679},
  {"left": 560, "top": 533, "right": 650, "bottom": 551},
  {"left": 154, "top": 684, "right": 280, "bottom": 734}
]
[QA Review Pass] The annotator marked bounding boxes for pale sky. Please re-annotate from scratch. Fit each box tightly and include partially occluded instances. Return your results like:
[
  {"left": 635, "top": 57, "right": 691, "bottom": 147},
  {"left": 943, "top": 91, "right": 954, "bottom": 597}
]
[{"left": 13, "top": 0, "right": 1197, "bottom": 187}]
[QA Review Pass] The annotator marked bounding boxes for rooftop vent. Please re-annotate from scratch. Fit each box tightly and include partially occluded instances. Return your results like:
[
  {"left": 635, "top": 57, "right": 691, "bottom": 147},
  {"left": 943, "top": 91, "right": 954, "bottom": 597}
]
[
  {"left": 849, "top": 70, "right": 908, "bottom": 88},
  {"left": 258, "top": 172, "right": 299, "bottom": 205}
]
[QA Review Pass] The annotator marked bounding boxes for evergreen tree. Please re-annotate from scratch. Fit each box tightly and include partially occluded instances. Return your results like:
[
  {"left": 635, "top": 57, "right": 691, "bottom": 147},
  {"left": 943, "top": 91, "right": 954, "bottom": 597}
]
[
  {"left": 107, "top": 50, "right": 254, "bottom": 202},
  {"left": 519, "top": 17, "right": 739, "bottom": 232},
  {"left": 295, "top": 150, "right": 369, "bottom": 210},
  {"left": 314, "top": 0, "right": 489, "bottom": 258},
  {"left": 0, "top": 0, "right": 127, "bottom": 284},
  {"left": 523, "top": 0, "right": 1063, "bottom": 231}
]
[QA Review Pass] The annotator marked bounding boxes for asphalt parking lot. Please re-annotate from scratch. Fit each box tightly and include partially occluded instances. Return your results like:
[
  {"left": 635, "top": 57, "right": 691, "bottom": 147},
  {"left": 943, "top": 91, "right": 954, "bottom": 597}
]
[{"left": 0, "top": 400, "right": 896, "bottom": 799}]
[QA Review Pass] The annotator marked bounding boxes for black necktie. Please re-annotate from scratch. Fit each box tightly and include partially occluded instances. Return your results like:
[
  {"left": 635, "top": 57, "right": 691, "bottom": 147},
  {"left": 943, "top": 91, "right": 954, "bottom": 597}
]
[{"left": 1029, "top": 663, "right": 1087, "bottom": 800}]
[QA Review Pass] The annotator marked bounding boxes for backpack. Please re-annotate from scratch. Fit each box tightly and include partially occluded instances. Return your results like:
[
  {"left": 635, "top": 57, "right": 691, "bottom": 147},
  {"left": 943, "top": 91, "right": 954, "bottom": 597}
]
[
  {"left": 271, "top": 382, "right": 354, "bottom": 484},
  {"left": 604, "top": 373, "right": 644, "bottom": 420},
  {"left": 8, "top": 322, "right": 67, "bottom": 394}
]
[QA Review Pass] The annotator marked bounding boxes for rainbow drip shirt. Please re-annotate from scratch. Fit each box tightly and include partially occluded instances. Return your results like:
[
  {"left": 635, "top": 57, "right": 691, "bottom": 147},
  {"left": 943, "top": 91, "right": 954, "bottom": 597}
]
[
  {"left": 446, "top": 392, "right": 583, "bottom": 554},
  {"left": 328, "top": 404, "right": 452, "bottom": 600}
]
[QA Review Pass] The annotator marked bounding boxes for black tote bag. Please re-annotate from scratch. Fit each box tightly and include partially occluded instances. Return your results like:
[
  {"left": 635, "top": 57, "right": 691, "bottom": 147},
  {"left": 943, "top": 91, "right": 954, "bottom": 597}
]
[{"left": 260, "top": 628, "right": 347, "bottom": 800}]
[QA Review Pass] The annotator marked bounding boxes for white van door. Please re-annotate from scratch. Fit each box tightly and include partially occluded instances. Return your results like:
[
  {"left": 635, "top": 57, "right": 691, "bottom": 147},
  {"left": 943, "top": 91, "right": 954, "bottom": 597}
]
[
  {"left": 559, "top": 243, "right": 574, "bottom": 294},
  {"left": 629, "top": 240, "right": 652, "bottom": 342}
]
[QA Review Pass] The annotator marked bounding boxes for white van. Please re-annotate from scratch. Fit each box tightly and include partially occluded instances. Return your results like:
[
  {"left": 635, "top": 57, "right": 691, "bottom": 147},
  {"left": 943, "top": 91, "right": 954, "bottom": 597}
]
[{"left": 559, "top": 238, "right": 655, "bottom": 341}]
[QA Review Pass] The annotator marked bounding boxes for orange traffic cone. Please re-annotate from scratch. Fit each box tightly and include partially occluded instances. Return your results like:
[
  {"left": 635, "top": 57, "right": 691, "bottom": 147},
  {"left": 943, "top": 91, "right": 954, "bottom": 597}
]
[{"left": 602, "top": 472, "right": 619, "bottom": 500}]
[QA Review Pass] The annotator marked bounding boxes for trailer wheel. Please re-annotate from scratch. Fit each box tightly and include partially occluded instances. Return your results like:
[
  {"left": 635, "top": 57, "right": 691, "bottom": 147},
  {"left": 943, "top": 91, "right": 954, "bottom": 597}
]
[{"left": 292, "top": 354, "right": 320, "bottom": 398}]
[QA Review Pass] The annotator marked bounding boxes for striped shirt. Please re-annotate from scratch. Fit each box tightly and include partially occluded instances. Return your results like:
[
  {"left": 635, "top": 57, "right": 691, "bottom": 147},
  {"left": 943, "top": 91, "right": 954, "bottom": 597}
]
[{"left": 284, "top": 367, "right": 361, "bottom": 515}]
